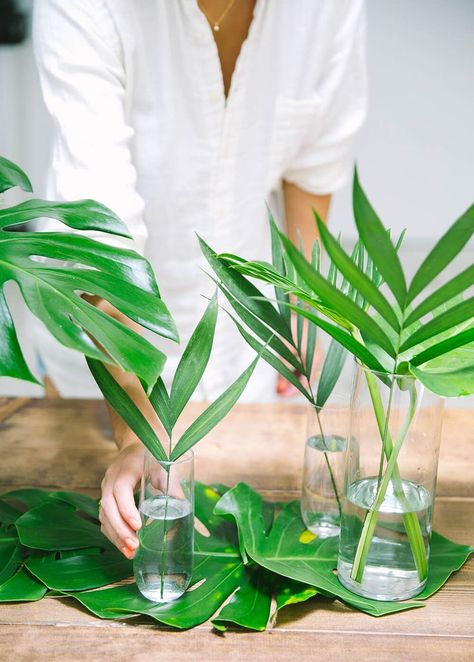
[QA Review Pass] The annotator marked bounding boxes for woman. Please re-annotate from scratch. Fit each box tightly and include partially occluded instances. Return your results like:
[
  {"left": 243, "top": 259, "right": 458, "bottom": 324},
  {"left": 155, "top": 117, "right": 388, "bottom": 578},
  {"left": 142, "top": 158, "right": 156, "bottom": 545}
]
[{"left": 33, "top": 0, "right": 367, "bottom": 557}]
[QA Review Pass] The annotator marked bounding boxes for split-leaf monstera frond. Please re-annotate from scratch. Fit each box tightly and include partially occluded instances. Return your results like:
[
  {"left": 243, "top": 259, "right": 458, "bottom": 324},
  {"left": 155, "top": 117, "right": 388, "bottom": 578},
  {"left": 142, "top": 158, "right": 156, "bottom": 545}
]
[{"left": 0, "top": 155, "right": 178, "bottom": 388}]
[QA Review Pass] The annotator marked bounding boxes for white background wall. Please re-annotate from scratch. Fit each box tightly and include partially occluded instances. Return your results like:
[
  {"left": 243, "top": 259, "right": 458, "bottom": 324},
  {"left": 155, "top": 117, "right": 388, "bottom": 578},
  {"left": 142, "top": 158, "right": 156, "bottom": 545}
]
[
  {"left": 331, "top": 0, "right": 474, "bottom": 243},
  {"left": 0, "top": 0, "right": 473, "bottom": 400}
]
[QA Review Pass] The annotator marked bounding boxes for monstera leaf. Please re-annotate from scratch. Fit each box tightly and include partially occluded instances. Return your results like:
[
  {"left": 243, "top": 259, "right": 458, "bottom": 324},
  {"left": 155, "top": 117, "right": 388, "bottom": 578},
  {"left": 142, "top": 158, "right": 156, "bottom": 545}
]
[
  {"left": 63, "top": 484, "right": 316, "bottom": 631},
  {"left": 0, "top": 156, "right": 178, "bottom": 387},
  {"left": 215, "top": 483, "right": 474, "bottom": 617},
  {"left": 0, "top": 485, "right": 317, "bottom": 630},
  {"left": 0, "top": 484, "right": 471, "bottom": 627}
]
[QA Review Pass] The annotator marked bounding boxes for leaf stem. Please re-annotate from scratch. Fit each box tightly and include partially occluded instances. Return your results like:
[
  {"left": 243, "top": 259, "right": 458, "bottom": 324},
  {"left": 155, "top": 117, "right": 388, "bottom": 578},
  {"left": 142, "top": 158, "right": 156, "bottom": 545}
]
[
  {"left": 307, "top": 378, "right": 342, "bottom": 522},
  {"left": 314, "top": 406, "right": 343, "bottom": 519},
  {"left": 159, "top": 468, "right": 171, "bottom": 601},
  {"left": 159, "top": 432, "right": 173, "bottom": 600},
  {"left": 350, "top": 374, "right": 427, "bottom": 583}
]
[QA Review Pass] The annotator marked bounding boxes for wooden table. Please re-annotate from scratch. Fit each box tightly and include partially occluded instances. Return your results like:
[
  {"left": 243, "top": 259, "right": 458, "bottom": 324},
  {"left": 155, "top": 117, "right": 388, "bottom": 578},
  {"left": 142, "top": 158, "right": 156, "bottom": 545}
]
[{"left": 0, "top": 398, "right": 473, "bottom": 661}]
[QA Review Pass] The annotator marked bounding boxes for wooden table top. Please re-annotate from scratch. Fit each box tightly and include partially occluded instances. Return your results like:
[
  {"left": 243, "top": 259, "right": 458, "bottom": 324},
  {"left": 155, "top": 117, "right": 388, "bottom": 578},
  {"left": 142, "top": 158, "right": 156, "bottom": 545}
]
[{"left": 0, "top": 397, "right": 473, "bottom": 661}]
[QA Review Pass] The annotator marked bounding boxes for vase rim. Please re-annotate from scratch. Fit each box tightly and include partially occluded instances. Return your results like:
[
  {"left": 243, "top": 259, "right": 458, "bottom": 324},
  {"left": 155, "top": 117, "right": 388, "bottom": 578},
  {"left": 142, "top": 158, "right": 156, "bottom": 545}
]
[
  {"left": 145, "top": 449, "right": 194, "bottom": 465},
  {"left": 354, "top": 358, "right": 417, "bottom": 380}
]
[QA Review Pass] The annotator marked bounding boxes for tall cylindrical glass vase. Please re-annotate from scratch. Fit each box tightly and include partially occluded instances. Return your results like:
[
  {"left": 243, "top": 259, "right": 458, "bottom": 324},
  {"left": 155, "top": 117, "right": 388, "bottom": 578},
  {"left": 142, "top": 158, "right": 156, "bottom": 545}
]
[
  {"left": 134, "top": 450, "right": 194, "bottom": 603},
  {"left": 337, "top": 362, "right": 443, "bottom": 601}
]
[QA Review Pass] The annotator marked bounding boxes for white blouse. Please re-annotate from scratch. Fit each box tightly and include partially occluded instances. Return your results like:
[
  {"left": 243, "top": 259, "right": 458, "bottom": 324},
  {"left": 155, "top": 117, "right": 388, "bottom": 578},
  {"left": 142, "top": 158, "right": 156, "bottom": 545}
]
[{"left": 32, "top": 0, "right": 367, "bottom": 400}]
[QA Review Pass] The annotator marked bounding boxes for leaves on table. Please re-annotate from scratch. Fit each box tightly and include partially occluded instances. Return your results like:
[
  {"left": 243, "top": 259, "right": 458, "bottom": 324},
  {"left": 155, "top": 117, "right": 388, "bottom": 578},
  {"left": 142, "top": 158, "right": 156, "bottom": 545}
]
[
  {"left": 214, "top": 482, "right": 474, "bottom": 617},
  {"left": 0, "top": 528, "right": 22, "bottom": 585},
  {"left": 0, "top": 484, "right": 471, "bottom": 629},
  {"left": 26, "top": 549, "right": 132, "bottom": 592},
  {"left": 0, "top": 567, "right": 48, "bottom": 602},
  {"left": 15, "top": 499, "right": 110, "bottom": 551}
]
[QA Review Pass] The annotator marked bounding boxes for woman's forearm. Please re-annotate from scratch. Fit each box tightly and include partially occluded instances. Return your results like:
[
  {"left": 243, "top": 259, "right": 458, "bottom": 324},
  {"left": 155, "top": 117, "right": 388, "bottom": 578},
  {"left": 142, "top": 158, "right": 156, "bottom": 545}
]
[{"left": 283, "top": 180, "right": 331, "bottom": 256}]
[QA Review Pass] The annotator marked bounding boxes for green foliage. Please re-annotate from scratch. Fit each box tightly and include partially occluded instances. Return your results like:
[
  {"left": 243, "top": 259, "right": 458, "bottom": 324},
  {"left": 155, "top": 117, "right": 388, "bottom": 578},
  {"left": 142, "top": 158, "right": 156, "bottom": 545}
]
[
  {"left": 89, "top": 294, "right": 259, "bottom": 462},
  {"left": 202, "top": 173, "right": 473, "bottom": 593},
  {"left": 200, "top": 227, "right": 349, "bottom": 408},
  {"left": 0, "top": 484, "right": 471, "bottom": 626},
  {"left": 411, "top": 343, "right": 474, "bottom": 396},
  {"left": 0, "top": 155, "right": 178, "bottom": 387},
  {"left": 200, "top": 210, "right": 409, "bottom": 410},
  {"left": 205, "top": 173, "right": 474, "bottom": 397},
  {"left": 215, "top": 482, "right": 473, "bottom": 617},
  {"left": 0, "top": 155, "right": 32, "bottom": 194}
]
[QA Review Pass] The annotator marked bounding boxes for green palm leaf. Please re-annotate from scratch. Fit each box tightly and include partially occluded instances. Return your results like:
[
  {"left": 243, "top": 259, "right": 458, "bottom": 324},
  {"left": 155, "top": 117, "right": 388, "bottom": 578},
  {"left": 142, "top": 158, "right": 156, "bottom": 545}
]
[
  {"left": 316, "top": 338, "right": 347, "bottom": 408},
  {"left": 400, "top": 298, "right": 474, "bottom": 353},
  {"left": 214, "top": 279, "right": 303, "bottom": 373},
  {"left": 285, "top": 303, "right": 387, "bottom": 374},
  {"left": 231, "top": 317, "right": 312, "bottom": 400},
  {"left": 316, "top": 215, "right": 401, "bottom": 332},
  {"left": 353, "top": 169, "right": 407, "bottom": 307},
  {"left": 269, "top": 210, "right": 291, "bottom": 325},
  {"left": 199, "top": 237, "right": 294, "bottom": 344},
  {"left": 279, "top": 233, "right": 397, "bottom": 358},
  {"left": 170, "top": 356, "right": 259, "bottom": 461},
  {"left": 169, "top": 293, "right": 218, "bottom": 426},
  {"left": 407, "top": 204, "right": 474, "bottom": 304},
  {"left": 149, "top": 378, "right": 172, "bottom": 437},
  {"left": 87, "top": 358, "right": 167, "bottom": 462},
  {"left": 410, "top": 326, "right": 474, "bottom": 367},
  {"left": 405, "top": 266, "right": 474, "bottom": 325}
]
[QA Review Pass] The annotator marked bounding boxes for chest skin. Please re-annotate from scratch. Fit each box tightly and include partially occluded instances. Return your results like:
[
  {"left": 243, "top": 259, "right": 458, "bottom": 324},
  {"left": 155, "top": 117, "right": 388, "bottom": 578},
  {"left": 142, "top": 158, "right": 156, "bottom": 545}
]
[{"left": 198, "top": 0, "right": 257, "bottom": 98}]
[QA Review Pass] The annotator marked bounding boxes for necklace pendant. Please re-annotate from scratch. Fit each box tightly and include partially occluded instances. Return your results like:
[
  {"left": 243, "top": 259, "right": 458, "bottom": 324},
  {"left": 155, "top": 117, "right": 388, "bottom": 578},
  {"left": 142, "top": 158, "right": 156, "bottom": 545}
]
[{"left": 213, "top": 24, "right": 220, "bottom": 31}]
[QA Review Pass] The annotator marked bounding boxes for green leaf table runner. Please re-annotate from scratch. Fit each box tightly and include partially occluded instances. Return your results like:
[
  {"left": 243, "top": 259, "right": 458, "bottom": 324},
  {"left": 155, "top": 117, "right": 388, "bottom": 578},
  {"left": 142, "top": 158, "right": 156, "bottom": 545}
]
[
  {"left": 0, "top": 483, "right": 471, "bottom": 630},
  {"left": 215, "top": 483, "right": 473, "bottom": 617}
]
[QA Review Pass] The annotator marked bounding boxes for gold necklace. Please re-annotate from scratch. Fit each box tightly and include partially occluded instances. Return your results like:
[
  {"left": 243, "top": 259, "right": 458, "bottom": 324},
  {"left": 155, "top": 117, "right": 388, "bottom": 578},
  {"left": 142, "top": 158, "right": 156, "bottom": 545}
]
[{"left": 200, "top": 0, "right": 237, "bottom": 32}]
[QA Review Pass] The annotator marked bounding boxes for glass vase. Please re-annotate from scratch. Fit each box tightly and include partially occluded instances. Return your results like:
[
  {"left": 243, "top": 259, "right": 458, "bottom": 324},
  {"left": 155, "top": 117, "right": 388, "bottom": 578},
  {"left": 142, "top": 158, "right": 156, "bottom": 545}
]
[
  {"left": 301, "top": 399, "right": 351, "bottom": 538},
  {"left": 134, "top": 450, "right": 194, "bottom": 603},
  {"left": 337, "top": 362, "right": 444, "bottom": 601}
]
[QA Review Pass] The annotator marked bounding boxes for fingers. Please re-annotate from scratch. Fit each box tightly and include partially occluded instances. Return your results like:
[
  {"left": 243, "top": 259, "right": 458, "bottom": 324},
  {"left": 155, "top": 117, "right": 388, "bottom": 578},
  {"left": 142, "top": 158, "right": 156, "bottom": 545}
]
[
  {"left": 99, "top": 495, "right": 139, "bottom": 558},
  {"left": 99, "top": 509, "right": 134, "bottom": 559},
  {"left": 113, "top": 479, "right": 141, "bottom": 531},
  {"left": 100, "top": 444, "right": 144, "bottom": 557}
]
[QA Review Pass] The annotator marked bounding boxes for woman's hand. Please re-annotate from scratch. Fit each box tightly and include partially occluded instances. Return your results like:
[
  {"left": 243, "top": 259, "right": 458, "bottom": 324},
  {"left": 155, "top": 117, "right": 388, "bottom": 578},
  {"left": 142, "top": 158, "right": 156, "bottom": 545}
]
[{"left": 99, "top": 440, "right": 144, "bottom": 559}]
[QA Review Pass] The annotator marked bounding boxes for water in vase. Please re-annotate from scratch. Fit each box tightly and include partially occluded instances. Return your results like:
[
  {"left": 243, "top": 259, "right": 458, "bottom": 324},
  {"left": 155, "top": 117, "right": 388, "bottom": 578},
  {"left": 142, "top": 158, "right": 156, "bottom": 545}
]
[
  {"left": 301, "top": 434, "right": 346, "bottom": 538},
  {"left": 337, "top": 477, "right": 432, "bottom": 600},
  {"left": 134, "top": 495, "right": 194, "bottom": 602}
]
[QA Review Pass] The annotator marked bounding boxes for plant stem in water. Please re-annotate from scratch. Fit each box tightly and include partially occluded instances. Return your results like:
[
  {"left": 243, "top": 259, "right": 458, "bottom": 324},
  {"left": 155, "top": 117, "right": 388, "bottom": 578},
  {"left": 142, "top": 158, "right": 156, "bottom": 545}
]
[
  {"left": 351, "top": 376, "right": 427, "bottom": 583},
  {"left": 314, "top": 405, "right": 342, "bottom": 519},
  {"left": 159, "top": 435, "right": 173, "bottom": 600},
  {"left": 306, "top": 374, "right": 342, "bottom": 521}
]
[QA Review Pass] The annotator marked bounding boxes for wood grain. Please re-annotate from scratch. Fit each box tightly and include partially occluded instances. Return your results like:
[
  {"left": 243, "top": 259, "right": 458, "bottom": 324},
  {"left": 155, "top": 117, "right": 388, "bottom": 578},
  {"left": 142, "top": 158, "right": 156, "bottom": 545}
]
[
  {"left": 0, "top": 625, "right": 472, "bottom": 662},
  {"left": 0, "top": 396, "right": 30, "bottom": 423},
  {"left": 0, "top": 399, "right": 472, "bottom": 495},
  {"left": 0, "top": 397, "right": 472, "bottom": 660}
]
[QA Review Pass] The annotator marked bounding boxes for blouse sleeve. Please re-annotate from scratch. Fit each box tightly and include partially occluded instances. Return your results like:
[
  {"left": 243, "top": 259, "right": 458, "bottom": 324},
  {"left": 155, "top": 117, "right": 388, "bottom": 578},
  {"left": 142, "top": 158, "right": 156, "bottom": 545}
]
[
  {"left": 283, "top": 0, "right": 368, "bottom": 195},
  {"left": 33, "top": 0, "right": 148, "bottom": 253}
]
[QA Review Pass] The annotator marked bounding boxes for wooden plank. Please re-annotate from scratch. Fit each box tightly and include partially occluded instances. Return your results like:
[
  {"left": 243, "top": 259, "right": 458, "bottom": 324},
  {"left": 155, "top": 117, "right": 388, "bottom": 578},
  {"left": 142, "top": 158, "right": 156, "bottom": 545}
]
[
  {"left": 0, "top": 397, "right": 30, "bottom": 423},
  {"left": 0, "top": 397, "right": 472, "bottom": 657},
  {"left": 0, "top": 399, "right": 472, "bottom": 496},
  {"left": 0, "top": 624, "right": 473, "bottom": 662}
]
